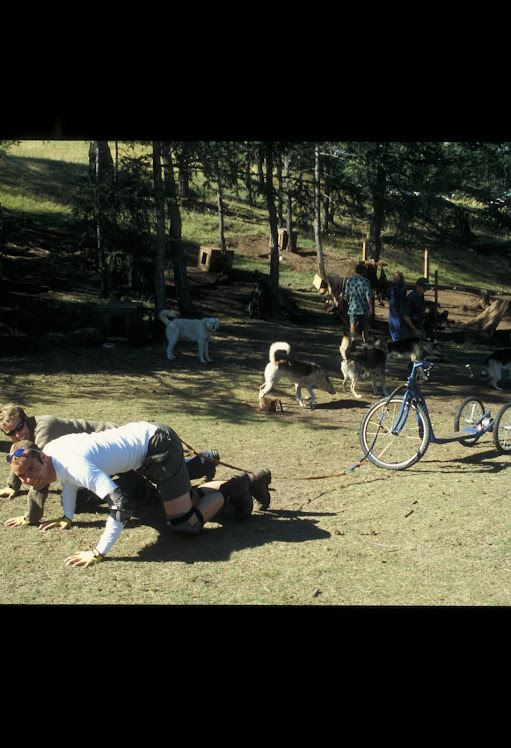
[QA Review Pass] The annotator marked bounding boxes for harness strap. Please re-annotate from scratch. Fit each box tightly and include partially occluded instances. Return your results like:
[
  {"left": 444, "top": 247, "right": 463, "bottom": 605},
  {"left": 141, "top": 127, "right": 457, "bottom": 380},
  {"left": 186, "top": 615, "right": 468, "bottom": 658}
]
[
  {"left": 180, "top": 442, "right": 372, "bottom": 482},
  {"left": 180, "top": 439, "right": 255, "bottom": 475},
  {"left": 168, "top": 506, "right": 205, "bottom": 527}
]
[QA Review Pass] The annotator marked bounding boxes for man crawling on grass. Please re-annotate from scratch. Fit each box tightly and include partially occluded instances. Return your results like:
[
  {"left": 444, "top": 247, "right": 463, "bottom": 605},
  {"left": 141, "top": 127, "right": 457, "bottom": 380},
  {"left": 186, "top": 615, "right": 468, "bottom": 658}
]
[
  {"left": 0, "top": 403, "right": 222, "bottom": 526},
  {"left": 7, "top": 422, "right": 271, "bottom": 568}
]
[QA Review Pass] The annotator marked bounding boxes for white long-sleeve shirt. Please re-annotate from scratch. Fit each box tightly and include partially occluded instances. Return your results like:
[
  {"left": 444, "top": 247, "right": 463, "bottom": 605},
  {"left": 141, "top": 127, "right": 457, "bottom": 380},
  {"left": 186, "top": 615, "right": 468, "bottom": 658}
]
[{"left": 44, "top": 422, "right": 159, "bottom": 555}]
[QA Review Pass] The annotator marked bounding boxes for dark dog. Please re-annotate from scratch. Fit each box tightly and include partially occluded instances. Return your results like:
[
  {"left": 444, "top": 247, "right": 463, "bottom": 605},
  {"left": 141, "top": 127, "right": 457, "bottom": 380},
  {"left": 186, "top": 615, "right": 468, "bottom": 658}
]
[
  {"left": 340, "top": 335, "right": 389, "bottom": 399},
  {"left": 387, "top": 337, "right": 441, "bottom": 363},
  {"left": 387, "top": 337, "right": 445, "bottom": 380}
]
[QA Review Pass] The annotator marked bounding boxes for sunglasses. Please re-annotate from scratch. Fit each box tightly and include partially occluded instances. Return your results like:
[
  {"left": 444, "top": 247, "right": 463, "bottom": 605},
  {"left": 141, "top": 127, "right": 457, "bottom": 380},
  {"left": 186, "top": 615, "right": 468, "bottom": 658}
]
[
  {"left": 3, "top": 419, "right": 25, "bottom": 437},
  {"left": 6, "top": 447, "right": 41, "bottom": 463}
]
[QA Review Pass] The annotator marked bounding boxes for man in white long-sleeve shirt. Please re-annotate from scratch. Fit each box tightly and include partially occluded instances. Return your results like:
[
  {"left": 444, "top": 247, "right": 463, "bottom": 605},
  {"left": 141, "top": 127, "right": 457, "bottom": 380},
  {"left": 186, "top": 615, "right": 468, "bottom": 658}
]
[{"left": 7, "top": 421, "right": 271, "bottom": 568}]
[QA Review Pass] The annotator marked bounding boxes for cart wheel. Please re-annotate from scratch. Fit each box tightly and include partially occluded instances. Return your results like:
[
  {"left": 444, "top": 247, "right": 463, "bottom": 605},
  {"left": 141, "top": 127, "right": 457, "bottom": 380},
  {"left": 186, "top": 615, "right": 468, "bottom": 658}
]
[
  {"left": 454, "top": 397, "right": 485, "bottom": 446},
  {"left": 360, "top": 396, "right": 430, "bottom": 470},
  {"left": 493, "top": 402, "right": 511, "bottom": 455}
]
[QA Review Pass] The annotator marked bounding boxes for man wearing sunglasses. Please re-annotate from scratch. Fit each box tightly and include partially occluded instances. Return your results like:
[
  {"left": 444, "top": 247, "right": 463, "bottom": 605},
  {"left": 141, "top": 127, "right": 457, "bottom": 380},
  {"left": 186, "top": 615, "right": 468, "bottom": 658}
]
[
  {"left": 0, "top": 404, "right": 221, "bottom": 527},
  {"left": 7, "top": 425, "right": 271, "bottom": 568}
]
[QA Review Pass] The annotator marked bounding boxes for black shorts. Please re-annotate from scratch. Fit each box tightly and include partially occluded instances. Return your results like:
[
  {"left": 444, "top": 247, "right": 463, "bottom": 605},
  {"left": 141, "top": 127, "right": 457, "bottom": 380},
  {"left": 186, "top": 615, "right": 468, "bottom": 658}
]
[{"left": 138, "top": 424, "right": 191, "bottom": 502}]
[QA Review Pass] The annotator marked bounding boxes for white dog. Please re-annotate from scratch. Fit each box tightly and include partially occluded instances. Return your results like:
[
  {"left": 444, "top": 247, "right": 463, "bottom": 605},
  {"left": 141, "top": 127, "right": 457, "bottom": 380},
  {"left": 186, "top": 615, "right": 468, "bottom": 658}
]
[
  {"left": 259, "top": 341, "right": 336, "bottom": 409},
  {"left": 158, "top": 309, "right": 219, "bottom": 363}
]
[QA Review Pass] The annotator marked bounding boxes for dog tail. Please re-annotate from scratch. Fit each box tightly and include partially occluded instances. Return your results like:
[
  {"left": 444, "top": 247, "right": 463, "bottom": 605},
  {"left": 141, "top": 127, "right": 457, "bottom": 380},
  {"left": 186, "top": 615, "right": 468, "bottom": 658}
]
[
  {"left": 339, "top": 334, "right": 351, "bottom": 361},
  {"left": 269, "top": 341, "right": 291, "bottom": 364},
  {"left": 158, "top": 309, "right": 177, "bottom": 324}
]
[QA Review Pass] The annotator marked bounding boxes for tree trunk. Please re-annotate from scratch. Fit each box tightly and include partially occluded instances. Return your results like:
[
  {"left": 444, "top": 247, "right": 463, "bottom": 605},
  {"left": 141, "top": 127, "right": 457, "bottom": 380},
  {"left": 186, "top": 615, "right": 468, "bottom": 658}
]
[
  {"left": 284, "top": 150, "right": 296, "bottom": 254},
  {"left": 256, "top": 144, "right": 265, "bottom": 194},
  {"left": 89, "top": 140, "right": 114, "bottom": 183},
  {"left": 368, "top": 154, "right": 386, "bottom": 262},
  {"left": 161, "top": 143, "right": 198, "bottom": 317},
  {"left": 276, "top": 152, "right": 283, "bottom": 227},
  {"left": 314, "top": 144, "right": 326, "bottom": 278},
  {"left": 215, "top": 159, "right": 227, "bottom": 254},
  {"left": 90, "top": 140, "right": 111, "bottom": 297},
  {"left": 321, "top": 179, "right": 332, "bottom": 234},
  {"left": 245, "top": 145, "right": 253, "bottom": 206},
  {"left": 265, "top": 142, "right": 280, "bottom": 317},
  {"left": 175, "top": 144, "right": 191, "bottom": 199},
  {"left": 152, "top": 141, "right": 167, "bottom": 316}
]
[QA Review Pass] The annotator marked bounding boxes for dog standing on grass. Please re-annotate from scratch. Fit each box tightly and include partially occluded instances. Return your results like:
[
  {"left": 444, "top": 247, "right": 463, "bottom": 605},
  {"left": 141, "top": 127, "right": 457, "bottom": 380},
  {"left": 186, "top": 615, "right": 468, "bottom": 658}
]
[
  {"left": 158, "top": 309, "right": 220, "bottom": 363},
  {"left": 340, "top": 335, "right": 389, "bottom": 399},
  {"left": 259, "top": 342, "right": 336, "bottom": 409},
  {"left": 480, "top": 348, "right": 511, "bottom": 390}
]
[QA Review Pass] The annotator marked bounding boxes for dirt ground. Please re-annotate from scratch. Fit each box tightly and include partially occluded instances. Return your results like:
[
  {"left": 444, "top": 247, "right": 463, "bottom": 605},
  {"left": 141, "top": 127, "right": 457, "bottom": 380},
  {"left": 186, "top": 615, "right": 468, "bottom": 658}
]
[{"left": 1, "top": 230, "right": 510, "bottom": 427}]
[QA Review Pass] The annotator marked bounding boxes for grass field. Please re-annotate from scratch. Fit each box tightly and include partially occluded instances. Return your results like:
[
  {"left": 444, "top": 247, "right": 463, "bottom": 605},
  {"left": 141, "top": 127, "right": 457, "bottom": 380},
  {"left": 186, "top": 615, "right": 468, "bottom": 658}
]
[
  {"left": 1, "top": 315, "right": 510, "bottom": 607},
  {"left": 1, "top": 141, "right": 510, "bottom": 607}
]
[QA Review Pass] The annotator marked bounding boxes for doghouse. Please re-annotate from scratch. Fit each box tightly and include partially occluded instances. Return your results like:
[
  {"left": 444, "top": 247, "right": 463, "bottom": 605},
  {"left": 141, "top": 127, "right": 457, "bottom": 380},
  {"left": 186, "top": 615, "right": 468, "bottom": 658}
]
[
  {"left": 100, "top": 300, "right": 144, "bottom": 343},
  {"left": 197, "top": 246, "right": 234, "bottom": 273},
  {"left": 269, "top": 228, "right": 298, "bottom": 252}
]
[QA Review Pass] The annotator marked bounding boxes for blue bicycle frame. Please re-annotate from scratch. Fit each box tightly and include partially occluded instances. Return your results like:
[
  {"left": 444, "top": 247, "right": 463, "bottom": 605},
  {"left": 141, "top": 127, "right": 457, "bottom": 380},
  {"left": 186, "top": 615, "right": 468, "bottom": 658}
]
[{"left": 390, "top": 361, "right": 493, "bottom": 445}]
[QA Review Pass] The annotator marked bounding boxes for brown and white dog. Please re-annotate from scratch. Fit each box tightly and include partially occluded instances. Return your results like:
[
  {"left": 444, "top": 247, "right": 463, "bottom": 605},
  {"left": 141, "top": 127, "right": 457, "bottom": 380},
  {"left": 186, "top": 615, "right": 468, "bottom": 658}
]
[
  {"left": 340, "top": 335, "right": 389, "bottom": 399},
  {"left": 259, "top": 342, "right": 336, "bottom": 409},
  {"left": 480, "top": 348, "right": 511, "bottom": 390},
  {"left": 158, "top": 309, "right": 219, "bottom": 363}
]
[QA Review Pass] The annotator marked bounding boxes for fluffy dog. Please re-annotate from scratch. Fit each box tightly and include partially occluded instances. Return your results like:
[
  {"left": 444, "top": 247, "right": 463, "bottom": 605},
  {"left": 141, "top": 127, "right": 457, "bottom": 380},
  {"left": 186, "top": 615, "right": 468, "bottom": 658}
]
[
  {"left": 259, "top": 342, "right": 336, "bottom": 409},
  {"left": 387, "top": 337, "right": 444, "bottom": 379},
  {"left": 158, "top": 309, "right": 219, "bottom": 363},
  {"left": 387, "top": 337, "right": 440, "bottom": 363},
  {"left": 480, "top": 348, "right": 511, "bottom": 390},
  {"left": 340, "top": 335, "right": 389, "bottom": 399}
]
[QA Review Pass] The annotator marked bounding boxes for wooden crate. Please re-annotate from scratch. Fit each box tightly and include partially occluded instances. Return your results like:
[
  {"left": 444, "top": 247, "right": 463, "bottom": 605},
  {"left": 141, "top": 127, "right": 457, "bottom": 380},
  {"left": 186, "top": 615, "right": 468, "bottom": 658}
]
[
  {"left": 100, "top": 300, "right": 144, "bottom": 342},
  {"left": 269, "top": 228, "right": 297, "bottom": 252},
  {"left": 197, "top": 246, "right": 234, "bottom": 272}
]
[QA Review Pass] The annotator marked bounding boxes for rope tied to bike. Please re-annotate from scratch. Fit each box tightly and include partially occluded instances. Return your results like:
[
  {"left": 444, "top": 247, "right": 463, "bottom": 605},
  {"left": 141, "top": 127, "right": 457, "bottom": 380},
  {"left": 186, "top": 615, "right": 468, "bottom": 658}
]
[{"left": 180, "top": 434, "right": 380, "bottom": 482}]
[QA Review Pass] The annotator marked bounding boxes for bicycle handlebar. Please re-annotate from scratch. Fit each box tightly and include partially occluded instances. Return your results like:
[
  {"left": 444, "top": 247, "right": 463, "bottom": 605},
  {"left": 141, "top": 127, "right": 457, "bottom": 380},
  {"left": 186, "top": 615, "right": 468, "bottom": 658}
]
[{"left": 411, "top": 360, "right": 434, "bottom": 377}]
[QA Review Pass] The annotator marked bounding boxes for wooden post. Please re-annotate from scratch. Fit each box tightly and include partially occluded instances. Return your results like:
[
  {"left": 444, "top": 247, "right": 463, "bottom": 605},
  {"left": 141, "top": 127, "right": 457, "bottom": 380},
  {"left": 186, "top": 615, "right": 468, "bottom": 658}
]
[
  {"left": 424, "top": 247, "right": 430, "bottom": 279},
  {"left": 362, "top": 241, "right": 367, "bottom": 261}
]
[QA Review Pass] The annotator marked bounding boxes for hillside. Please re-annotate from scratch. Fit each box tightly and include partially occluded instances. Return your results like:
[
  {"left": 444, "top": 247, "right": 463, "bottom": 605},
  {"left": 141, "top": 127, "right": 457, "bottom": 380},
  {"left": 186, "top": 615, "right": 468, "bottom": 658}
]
[{"left": 1, "top": 143, "right": 510, "bottom": 348}]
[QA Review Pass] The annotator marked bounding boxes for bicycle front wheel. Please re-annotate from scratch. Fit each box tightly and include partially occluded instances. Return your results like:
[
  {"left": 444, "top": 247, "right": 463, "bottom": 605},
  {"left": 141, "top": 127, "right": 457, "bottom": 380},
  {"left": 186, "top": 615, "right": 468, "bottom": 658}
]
[
  {"left": 360, "top": 396, "right": 431, "bottom": 470},
  {"left": 454, "top": 397, "right": 485, "bottom": 446},
  {"left": 493, "top": 402, "right": 511, "bottom": 455}
]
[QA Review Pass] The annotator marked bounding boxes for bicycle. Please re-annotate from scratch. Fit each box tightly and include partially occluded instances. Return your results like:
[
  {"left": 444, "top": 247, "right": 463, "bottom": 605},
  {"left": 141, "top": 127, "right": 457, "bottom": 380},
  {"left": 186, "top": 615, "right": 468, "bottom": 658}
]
[
  {"left": 359, "top": 360, "right": 511, "bottom": 470},
  {"left": 248, "top": 281, "right": 265, "bottom": 319}
]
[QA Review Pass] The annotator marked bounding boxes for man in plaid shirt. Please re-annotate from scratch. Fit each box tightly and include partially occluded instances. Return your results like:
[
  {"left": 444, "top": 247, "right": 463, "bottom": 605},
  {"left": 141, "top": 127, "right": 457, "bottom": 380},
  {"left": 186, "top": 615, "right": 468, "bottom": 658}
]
[{"left": 345, "top": 262, "right": 373, "bottom": 341}]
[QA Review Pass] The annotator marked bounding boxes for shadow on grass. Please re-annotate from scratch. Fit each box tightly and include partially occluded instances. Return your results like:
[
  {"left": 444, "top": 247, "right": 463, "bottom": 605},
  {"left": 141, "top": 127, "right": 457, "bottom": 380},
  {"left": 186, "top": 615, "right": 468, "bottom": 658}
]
[
  {"left": 419, "top": 448, "right": 511, "bottom": 474},
  {"left": 102, "top": 504, "right": 334, "bottom": 565}
]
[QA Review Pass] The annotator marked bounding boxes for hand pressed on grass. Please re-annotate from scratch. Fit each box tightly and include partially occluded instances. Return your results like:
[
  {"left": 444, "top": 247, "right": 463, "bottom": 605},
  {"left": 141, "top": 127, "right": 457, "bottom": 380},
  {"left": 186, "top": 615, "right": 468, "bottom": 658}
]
[
  {"left": 39, "top": 516, "right": 72, "bottom": 532},
  {"left": 65, "top": 550, "right": 104, "bottom": 568}
]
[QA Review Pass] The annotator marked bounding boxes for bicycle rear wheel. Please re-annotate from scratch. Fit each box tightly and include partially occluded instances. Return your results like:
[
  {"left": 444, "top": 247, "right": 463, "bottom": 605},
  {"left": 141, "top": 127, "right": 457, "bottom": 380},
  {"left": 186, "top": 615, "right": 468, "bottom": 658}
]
[
  {"left": 453, "top": 397, "right": 485, "bottom": 446},
  {"left": 493, "top": 402, "right": 511, "bottom": 455},
  {"left": 360, "top": 396, "right": 431, "bottom": 470}
]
